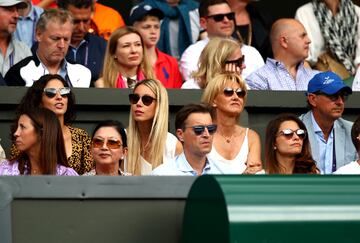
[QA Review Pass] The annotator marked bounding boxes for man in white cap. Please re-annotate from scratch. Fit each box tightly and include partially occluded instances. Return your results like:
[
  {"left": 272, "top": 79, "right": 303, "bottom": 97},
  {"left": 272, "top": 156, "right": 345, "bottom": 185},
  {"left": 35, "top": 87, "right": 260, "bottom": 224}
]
[{"left": 0, "top": 0, "right": 31, "bottom": 84}]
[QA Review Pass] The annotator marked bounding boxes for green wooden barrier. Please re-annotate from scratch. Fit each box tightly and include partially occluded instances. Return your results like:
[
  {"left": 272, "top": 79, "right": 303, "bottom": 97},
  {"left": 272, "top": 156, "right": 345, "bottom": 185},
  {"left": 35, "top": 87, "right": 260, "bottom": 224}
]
[{"left": 183, "top": 175, "right": 360, "bottom": 243}]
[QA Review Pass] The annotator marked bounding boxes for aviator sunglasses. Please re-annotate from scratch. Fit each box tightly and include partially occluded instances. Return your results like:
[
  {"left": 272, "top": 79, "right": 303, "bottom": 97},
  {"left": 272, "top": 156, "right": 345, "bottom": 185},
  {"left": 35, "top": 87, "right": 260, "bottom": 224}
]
[
  {"left": 223, "top": 87, "right": 246, "bottom": 98},
  {"left": 92, "top": 138, "right": 122, "bottom": 149},
  {"left": 314, "top": 91, "right": 349, "bottom": 102},
  {"left": 206, "top": 12, "right": 235, "bottom": 22},
  {"left": 129, "top": 93, "right": 156, "bottom": 106},
  {"left": 43, "top": 87, "right": 71, "bottom": 98},
  {"left": 278, "top": 129, "right": 307, "bottom": 140},
  {"left": 185, "top": 124, "right": 217, "bottom": 136},
  {"left": 225, "top": 55, "right": 245, "bottom": 67}
]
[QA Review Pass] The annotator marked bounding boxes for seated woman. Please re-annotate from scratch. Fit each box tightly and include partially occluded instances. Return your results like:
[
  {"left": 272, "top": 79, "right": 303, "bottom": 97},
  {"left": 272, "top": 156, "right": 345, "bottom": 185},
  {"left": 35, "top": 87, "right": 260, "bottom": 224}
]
[
  {"left": 96, "top": 26, "right": 156, "bottom": 88},
  {"left": 334, "top": 116, "right": 360, "bottom": 174},
  {"left": 265, "top": 113, "right": 318, "bottom": 174},
  {"left": 0, "top": 108, "right": 77, "bottom": 175},
  {"left": 84, "top": 120, "right": 128, "bottom": 176},
  {"left": 182, "top": 37, "right": 247, "bottom": 89},
  {"left": 10, "top": 74, "right": 93, "bottom": 174},
  {"left": 202, "top": 72, "right": 262, "bottom": 174},
  {"left": 126, "top": 79, "right": 182, "bottom": 175}
]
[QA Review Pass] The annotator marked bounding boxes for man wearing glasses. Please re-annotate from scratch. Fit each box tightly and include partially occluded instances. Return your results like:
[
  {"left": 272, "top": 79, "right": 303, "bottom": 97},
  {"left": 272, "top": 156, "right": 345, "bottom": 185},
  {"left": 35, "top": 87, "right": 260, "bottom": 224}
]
[
  {"left": 246, "top": 18, "right": 318, "bottom": 90},
  {"left": 300, "top": 71, "right": 358, "bottom": 174},
  {"left": 152, "top": 103, "right": 220, "bottom": 175},
  {"left": 58, "top": 0, "right": 106, "bottom": 86},
  {"left": 180, "top": 0, "right": 263, "bottom": 82}
]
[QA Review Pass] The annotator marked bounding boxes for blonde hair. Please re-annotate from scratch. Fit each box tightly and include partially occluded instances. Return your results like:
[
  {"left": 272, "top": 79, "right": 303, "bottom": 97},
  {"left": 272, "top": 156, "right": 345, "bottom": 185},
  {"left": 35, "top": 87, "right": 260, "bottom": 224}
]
[
  {"left": 100, "top": 26, "right": 155, "bottom": 87},
  {"left": 202, "top": 72, "right": 248, "bottom": 111},
  {"left": 192, "top": 37, "right": 241, "bottom": 89},
  {"left": 126, "top": 79, "right": 169, "bottom": 175}
]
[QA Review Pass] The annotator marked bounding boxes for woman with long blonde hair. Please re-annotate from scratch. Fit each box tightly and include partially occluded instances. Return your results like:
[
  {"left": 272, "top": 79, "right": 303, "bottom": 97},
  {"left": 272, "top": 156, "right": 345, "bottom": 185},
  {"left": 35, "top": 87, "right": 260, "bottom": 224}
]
[
  {"left": 182, "top": 37, "right": 245, "bottom": 89},
  {"left": 96, "top": 26, "right": 155, "bottom": 88},
  {"left": 126, "top": 79, "right": 182, "bottom": 175}
]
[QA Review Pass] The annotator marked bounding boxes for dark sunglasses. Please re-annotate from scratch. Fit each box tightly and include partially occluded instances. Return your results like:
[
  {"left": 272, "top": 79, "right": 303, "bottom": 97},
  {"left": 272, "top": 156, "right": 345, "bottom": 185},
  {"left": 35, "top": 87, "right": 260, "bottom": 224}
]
[
  {"left": 278, "top": 129, "right": 307, "bottom": 140},
  {"left": 225, "top": 55, "right": 245, "bottom": 67},
  {"left": 73, "top": 19, "right": 91, "bottom": 25},
  {"left": 92, "top": 138, "right": 122, "bottom": 149},
  {"left": 43, "top": 87, "right": 71, "bottom": 98},
  {"left": 223, "top": 87, "right": 246, "bottom": 98},
  {"left": 129, "top": 93, "right": 156, "bottom": 106},
  {"left": 315, "top": 91, "right": 349, "bottom": 102},
  {"left": 206, "top": 12, "right": 235, "bottom": 22},
  {"left": 186, "top": 124, "right": 217, "bottom": 136}
]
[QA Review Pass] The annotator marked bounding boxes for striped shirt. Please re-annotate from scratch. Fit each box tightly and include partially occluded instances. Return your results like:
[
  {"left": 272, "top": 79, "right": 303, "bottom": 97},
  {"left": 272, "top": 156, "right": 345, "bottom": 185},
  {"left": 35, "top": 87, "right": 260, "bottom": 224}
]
[{"left": 246, "top": 58, "right": 318, "bottom": 90}]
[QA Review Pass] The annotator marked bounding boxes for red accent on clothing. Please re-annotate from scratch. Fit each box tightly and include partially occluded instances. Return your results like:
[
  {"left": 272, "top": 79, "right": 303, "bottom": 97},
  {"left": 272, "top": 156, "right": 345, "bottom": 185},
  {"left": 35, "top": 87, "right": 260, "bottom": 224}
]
[
  {"left": 116, "top": 70, "right": 146, "bottom": 88},
  {"left": 154, "top": 48, "right": 183, "bottom": 88}
]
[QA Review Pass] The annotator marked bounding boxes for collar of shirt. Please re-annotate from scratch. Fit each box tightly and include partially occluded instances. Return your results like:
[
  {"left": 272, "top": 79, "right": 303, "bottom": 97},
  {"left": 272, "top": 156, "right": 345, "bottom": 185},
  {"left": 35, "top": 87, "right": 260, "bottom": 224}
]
[
  {"left": 19, "top": 4, "right": 37, "bottom": 21},
  {"left": 310, "top": 111, "right": 334, "bottom": 141},
  {"left": 175, "top": 152, "right": 211, "bottom": 175},
  {"left": 267, "top": 58, "right": 304, "bottom": 69}
]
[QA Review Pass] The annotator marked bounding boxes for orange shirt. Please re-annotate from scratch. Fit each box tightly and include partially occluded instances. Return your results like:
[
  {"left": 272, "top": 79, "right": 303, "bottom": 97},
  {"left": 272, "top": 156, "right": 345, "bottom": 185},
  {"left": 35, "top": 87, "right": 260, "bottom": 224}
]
[{"left": 92, "top": 2, "right": 125, "bottom": 40}]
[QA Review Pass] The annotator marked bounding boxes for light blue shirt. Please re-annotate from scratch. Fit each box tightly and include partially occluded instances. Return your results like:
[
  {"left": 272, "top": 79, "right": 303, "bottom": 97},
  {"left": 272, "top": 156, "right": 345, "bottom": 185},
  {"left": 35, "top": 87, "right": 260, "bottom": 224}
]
[
  {"left": 246, "top": 58, "right": 318, "bottom": 90},
  {"left": 151, "top": 152, "right": 220, "bottom": 176},
  {"left": 14, "top": 4, "right": 43, "bottom": 48},
  {"left": 311, "top": 112, "right": 334, "bottom": 174}
]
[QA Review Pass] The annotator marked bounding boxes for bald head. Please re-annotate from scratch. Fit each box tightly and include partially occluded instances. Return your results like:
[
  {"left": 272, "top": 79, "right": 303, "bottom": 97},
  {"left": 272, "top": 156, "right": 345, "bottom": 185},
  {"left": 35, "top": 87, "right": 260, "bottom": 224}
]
[{"left": 270, "top": 18, "right": 303, "bottom": 46}]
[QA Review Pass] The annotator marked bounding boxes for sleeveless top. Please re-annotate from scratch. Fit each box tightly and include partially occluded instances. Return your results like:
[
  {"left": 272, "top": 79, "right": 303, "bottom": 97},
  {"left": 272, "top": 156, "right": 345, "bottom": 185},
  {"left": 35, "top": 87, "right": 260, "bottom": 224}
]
[{"left": 208, "top": 128, "right": 249, "bottom": 174}]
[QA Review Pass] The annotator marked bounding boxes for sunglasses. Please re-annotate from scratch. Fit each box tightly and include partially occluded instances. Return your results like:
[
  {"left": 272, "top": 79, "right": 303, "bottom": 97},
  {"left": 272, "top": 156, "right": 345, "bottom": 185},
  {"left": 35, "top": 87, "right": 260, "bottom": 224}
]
[
  {"left": 206, "top": 12, "right": 235, "bottom": 22},
  {"left": 43, "top": 87, "right": 71, "bottom": 98},
  {"left": 278, "top": 129, "right": 307, "bottom": 140},
  {"left": 73, "top": 19, "right": 91, "bottom": 25},
  {"left": 129, "top": 93, "right": 156, "bottom": 106},
  {"left": 225, "top": 55, "right": 245, "bottom": 67},
  {"left": 315, "top": 91, "right": 349, "bottom": 102},
  {"left": 223, "top": 87, "right": 246, "bottom": 98},
  {"left": 92, "top": 138, "right": 122, "bottom": 149},
  {"left": 185, "top": 124, "right": 217, "bottom": 136}
]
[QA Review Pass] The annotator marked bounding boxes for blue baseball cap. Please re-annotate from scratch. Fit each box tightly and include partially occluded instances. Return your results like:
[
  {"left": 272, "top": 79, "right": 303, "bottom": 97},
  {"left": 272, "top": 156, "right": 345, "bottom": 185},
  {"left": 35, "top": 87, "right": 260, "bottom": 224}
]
[
  {"left": 307, "top": 71, "right": 352, "bottom": 95},
  {"left": 129, "top": 3, "right": 164, "bottom": 25}
]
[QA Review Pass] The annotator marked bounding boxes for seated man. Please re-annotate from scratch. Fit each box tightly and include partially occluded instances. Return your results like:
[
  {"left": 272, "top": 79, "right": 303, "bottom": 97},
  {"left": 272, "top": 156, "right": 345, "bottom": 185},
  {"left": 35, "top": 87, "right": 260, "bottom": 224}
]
[
  {"left": 58, "top": 0, "right": 107, "bottom": 85},
  {"left": 180, "top": 0, "right": 263, "bottom": 81},
  {"left": 152, "top": 103, "right": 220, "bottom": 175},
  {"left": 246, "top": 18, "right": 318, "bottom": 90},
  {"left": 300, "top": 71, "right": 358, "bottom": 174},
  {"left": 5, "top": 8, "right": 91, "bottom": 87}
]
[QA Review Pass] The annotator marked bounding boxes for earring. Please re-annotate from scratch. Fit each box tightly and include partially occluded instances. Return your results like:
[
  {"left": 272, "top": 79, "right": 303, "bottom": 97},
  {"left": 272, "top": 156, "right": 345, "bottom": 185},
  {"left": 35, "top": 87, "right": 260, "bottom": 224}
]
[
  {"left": 114, "top": 56, "right": 117, "bottom": 60},
  {"left": 274, "top": 146, "right": 277, "bottom": 150}
]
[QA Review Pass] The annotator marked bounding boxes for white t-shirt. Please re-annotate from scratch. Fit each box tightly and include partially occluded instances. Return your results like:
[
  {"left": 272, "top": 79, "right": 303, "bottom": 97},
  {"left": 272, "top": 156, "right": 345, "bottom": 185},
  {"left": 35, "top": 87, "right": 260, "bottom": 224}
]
[{"left": 333, "top": 161, "right": 360, "bottom": 174}]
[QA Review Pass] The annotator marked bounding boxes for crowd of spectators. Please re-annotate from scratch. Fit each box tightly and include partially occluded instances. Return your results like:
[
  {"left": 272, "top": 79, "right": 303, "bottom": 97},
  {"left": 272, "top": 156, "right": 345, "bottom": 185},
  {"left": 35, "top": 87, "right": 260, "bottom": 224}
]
[{"left": 0, "top": 0, "right": 360, "bottom": 175}]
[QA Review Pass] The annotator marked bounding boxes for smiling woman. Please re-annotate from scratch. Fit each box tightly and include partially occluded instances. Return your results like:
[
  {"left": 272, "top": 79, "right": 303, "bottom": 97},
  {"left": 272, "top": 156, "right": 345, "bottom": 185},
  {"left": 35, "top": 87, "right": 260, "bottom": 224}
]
[
  {"left": 95, "top": 26, "right": 155, "bottom": 88},
  {"left": 9, "top": 74, "right": 93, "bottom": 175}
]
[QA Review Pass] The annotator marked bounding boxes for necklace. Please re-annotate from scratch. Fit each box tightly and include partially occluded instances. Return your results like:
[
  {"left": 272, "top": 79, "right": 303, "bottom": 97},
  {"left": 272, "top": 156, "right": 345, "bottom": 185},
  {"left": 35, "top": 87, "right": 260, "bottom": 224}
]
[{"left": 218, "top": 132, "right": 233, "bottom": 143}]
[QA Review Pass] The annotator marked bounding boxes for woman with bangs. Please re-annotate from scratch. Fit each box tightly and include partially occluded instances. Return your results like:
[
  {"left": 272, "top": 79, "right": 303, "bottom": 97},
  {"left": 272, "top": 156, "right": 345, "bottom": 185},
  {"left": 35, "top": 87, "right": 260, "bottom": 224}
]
[
  {"left": 182, "top": 37, "right": 246, "bottom": 89},
  {"left": 0, "top": 107, "right": 77, "bottom": 176},
  {"left": 202, "top": 72, "right": 262, "bottom": 174},
  {"left": 126, "top": 79, "right": 182, "bottom": 175},
  {"left": 96, "top": 26, "right": 156, "bottom": 88},
  {"left": 10, "top": 74, "right": 93, "bottom": 175},
  {"left": 265, "top": 114, "right": 318, "bottom": 174}
]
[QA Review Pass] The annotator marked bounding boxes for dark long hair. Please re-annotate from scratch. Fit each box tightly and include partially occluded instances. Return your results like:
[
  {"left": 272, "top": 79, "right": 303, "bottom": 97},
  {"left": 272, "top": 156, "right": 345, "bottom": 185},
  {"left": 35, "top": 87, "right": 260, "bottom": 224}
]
[
  {"left": 16, "top": 74, "right": 76, "bottom": 125},
  {"left": 91, "top": 120, "right": 127, "bottom": 148},
  {"left": 265, "top": 113, "right": 318, "bottom": 174},
  {"left": 11, "top": 108, "right": 69, "bottom": 174}
]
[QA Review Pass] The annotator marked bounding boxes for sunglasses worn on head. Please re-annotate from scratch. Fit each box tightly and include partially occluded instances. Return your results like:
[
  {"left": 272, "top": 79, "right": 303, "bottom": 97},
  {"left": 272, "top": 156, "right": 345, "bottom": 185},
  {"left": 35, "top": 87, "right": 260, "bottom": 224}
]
[
  {"left": 92, "top": 138, "right": 122, "bottom": 149},
  {"left": 43, "top": 87, "right": 71, "bottom": 98},
  {"left": 315, "top": 91, "right": 349, "bottom": 102},
  {"left": 225, "top": 55, "right": 245, "bottom": 67},
  {"left": 223, "top": 87, "right": 246, "bottom": 98},
  {"left": 278, "top": 129, "right": 306, "bottom": 140},
  {"left": 129, "top": 93, "right": 156, "bottom": 106},
  {"left": 206, "top": 12, "right": 235, "bottom": 22},
  {"left": 186, "top": 124, "right": 217, "bottom": 136}
]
